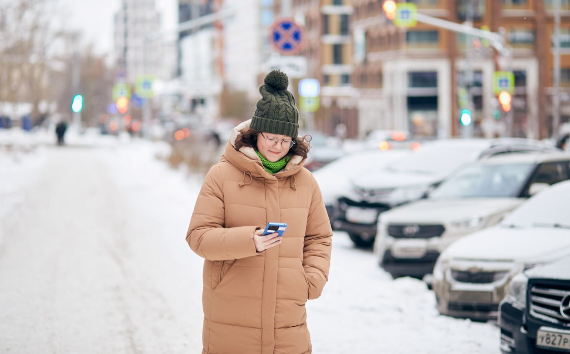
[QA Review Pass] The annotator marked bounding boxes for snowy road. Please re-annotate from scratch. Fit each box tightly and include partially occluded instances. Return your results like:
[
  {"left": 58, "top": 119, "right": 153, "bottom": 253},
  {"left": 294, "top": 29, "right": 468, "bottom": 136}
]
[{"left": 0, "top": 139, "right": 500, "bottom": 354}]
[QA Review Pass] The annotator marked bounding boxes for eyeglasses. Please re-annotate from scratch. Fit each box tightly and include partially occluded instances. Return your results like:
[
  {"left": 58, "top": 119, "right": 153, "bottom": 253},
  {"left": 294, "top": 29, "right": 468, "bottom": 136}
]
[{"left": 260, "top": 132, "right": 296, "bottom": 149}]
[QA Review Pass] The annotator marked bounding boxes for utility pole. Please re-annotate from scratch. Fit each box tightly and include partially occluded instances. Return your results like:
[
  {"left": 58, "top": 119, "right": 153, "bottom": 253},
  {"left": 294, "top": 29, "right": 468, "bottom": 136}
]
[
  {"left": 71, "top": 33, "right": 81, "bottom": 131},
  {"left": 463, "top": 0, "right": 475, "bottom": 139},
  {"left": 553, "top": 0, "right": 561, "bottom": 141}
]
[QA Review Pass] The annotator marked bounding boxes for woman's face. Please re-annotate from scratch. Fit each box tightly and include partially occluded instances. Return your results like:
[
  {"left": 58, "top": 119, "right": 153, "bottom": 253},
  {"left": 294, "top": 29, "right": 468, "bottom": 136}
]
[{"left": 257, "top": 132, "right": 292, "bottom": 162}]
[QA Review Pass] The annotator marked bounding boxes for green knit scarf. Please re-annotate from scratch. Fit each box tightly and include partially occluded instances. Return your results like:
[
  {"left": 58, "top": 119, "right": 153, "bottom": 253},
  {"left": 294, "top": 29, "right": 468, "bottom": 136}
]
[{"left": 255, "top": 150, "right": 291, "bottom": 174}]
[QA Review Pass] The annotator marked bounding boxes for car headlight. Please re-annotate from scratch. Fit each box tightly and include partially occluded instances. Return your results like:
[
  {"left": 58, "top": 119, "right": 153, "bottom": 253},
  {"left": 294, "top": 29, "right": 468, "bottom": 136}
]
[
  {"left": 433, "top": 255, "right": 450, "bottom": 280},
  {"left": 389, "top": 185, "right": 429, "bottom": 205},
  {"left": 505, "top": 273, "right": 528, "bottom": 308},
  {"left": 450, "top": 216, "right": 484, "bottom": 230}
]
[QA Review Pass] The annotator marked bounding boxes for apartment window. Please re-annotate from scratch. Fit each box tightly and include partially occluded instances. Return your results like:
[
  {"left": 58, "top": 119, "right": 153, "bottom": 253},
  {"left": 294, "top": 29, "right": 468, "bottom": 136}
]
[
  {"left": 333, "top": 44, "right": 343, "bottom": 64},
  {"left": 408, "top": 72, "right": 438, "bottom": 88},
  {"left": 406, "top": 31, "right": 439, "bottom": 47},
  {"left": 552, "top": 29, "right": 570, "bottom": 49},
  {"left": 406, "top": 0, "right": 440, "bottom": 8},
  {"left": 509, "top": 28, "right": 535, "bottom": 49},
  {"left": 545, "top": 0, "right": 570, "bottom": 9},
  {"left": 323, "top": 74, "right": 331, "bottom": 84},
  {"left": 323, "top": 14, "right": 329, "bottom": 34},
  {"left": 457, "top": 70, "right": 483, "bottom": 87},
  {"left": 341, "top": 74, "right": 350, "bottom": 85},
  {"left": 340, "top": 14, "right": 350, "bottom": 35},
  {"left": 333, "top": 0, "right": 343, "bottom": 5},
  {"left": 456, "top": 0, "right": 486, "bottom": 21},
  {"left": 560, "top": 69, "right": 570, "bottom": 87},
  {"left": 514, "top": 70, "right": 527, "bottom": 87},
  {"left": 502, "top": 0, "right": 528, "bottom": 8}
]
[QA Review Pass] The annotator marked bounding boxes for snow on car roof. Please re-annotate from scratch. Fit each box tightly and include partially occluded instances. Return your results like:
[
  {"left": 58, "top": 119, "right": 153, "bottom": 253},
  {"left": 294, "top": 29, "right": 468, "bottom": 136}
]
[{"left": 477, "top": 152, "right": 570, "bottom": 165}]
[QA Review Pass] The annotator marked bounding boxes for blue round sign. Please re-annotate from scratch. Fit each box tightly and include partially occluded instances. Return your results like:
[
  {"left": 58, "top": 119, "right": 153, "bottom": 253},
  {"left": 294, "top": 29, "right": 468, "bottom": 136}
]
[{"left": 269, "top": 18, "right": 305, "bottom": 55}]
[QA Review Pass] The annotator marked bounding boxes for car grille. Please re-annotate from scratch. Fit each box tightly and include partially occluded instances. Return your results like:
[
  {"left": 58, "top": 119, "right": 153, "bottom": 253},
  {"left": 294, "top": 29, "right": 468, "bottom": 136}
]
[
  {"left": 451, "top": 270, "right": 508, "bottom": 284},
  {"left": 338, "top": 197, "right": 390, "bottom": 210},
  {"left": 387, "top": 224, "right": 445, "bottom": 239},
  {"left": 529, "top": 283, "right": 570, "bottom": 325}
]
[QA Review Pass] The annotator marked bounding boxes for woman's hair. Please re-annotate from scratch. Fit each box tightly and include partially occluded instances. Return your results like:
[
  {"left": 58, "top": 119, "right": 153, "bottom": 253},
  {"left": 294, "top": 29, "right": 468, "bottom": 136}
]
[{"left": 234, "top": 128, "right": 311, "bottom": 159}]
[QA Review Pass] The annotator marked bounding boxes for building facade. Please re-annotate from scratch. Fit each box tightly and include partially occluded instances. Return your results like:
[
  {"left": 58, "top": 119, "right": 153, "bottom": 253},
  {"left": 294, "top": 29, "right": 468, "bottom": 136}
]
[
  {"left": 113, "top": 0, "right": 162, "bottom": 84},
  {"left": 286, "top": 0, "right": 358, "bottom": 137},
  {"left": 352, "top": 0, "right": 570, "bottom": 139}
]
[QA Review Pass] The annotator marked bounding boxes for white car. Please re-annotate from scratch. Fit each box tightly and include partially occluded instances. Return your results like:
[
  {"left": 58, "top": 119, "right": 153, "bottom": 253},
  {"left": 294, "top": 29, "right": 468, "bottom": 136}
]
[
  {"left": 313, "top": 149, "right": 409, "bottom": 223},
  {"left": 374, "top": 152, "right": 570, "bottom": 279},
  {"left": 432, "top": 179, "right": 570, "bottom": 321},
  {"left": 335, "top": 138, "right": 555, "bottom": 248}
]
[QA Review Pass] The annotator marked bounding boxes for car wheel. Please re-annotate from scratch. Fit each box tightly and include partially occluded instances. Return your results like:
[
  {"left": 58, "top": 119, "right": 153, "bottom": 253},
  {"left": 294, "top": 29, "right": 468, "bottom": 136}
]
[{"left": 348, "top": 233, "right": 375, "bottom": 248}]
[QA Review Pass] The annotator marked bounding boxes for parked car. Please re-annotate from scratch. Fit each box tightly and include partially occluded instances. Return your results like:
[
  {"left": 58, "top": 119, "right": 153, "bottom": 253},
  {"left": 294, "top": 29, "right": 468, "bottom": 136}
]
[
  {"left": 364, "top": 129, "right": 415, "bottom": 150},
  {"left": 335, "top": 138, "right": 556, "bottom": 248},
  {"left": 499, "top": 256, "right": 570, "bottom": 354},
  {"left": 374, "top": 152, "right": 570, "bottom": 279},
  {"left": 432, "top": 180, "right": 570, "bottom": 321},
  {"left": 313, "top": 149, "right": 409, "bottom": 224}
]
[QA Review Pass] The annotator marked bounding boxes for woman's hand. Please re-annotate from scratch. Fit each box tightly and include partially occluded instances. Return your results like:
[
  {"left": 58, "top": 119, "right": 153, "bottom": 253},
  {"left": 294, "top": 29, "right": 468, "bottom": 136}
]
[{"left": 253, "top": 228, "right": 282, "bottom": 252}]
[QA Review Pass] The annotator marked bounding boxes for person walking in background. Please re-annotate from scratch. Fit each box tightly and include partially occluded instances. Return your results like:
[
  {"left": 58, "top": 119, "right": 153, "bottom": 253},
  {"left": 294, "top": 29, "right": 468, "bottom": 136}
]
[
  {"left": 186, "top": 70, "right": 333, "bottom": 354},
  {"left": 55, "top": 120, "right": 68, "bottom": 146}
]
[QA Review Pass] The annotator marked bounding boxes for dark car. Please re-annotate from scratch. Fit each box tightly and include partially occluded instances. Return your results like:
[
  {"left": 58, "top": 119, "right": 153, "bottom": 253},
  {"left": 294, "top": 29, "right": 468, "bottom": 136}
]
[{"left": 499, "top": 256, "right": 570, "bottom": 354}]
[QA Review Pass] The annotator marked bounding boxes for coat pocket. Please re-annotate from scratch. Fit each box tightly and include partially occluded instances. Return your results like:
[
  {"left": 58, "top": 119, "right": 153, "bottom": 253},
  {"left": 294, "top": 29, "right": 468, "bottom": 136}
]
[
  {"left": 212, "top": 259, "right": 235, "bottom": 290},
  {"left": 278, "top": 257, "right": 309, "bottom": 302}
]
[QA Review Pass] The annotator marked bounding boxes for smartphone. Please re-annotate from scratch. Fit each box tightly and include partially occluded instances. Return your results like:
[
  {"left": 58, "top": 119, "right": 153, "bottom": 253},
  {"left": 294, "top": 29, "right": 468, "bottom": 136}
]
[{"left": 262, "top": 222, "right": 288, "bottom": 236}]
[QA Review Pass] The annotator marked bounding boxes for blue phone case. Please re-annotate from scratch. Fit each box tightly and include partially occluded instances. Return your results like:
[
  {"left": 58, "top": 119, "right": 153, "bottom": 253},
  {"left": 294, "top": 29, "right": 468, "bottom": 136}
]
[{"left": 262, "top": 222, "right": 288, "bottom": 236}]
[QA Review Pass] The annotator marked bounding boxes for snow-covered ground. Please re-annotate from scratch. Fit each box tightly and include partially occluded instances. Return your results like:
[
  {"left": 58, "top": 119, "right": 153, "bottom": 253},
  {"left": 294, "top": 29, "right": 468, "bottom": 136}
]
[{"left": 0, "top": 130, "right": 500, "bottom": 353}]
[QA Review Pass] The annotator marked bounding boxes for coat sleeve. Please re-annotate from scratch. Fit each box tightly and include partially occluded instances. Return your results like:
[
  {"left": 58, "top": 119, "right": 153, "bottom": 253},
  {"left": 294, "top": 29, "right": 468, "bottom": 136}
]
[
  {"left": 186, "top": 164, "right": 259, "bottom": 261},
  {"left": 303, "top": 174, "right": 333, "bottom": 300}
]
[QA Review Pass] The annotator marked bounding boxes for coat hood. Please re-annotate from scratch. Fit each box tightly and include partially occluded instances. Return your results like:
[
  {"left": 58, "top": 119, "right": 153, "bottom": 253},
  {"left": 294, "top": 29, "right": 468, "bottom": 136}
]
[{"left": 223, "top": 119, "right": 306, "bottom": 180}]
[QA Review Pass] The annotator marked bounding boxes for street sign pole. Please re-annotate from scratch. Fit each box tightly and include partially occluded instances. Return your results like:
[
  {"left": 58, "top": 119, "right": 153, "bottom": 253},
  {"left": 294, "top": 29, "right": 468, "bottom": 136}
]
[
  {"left": 72, "top": 33, "right": 81, "bottom": 132},
  {"left": 553, "top": 0, "right": 561, "bottom": 141}
]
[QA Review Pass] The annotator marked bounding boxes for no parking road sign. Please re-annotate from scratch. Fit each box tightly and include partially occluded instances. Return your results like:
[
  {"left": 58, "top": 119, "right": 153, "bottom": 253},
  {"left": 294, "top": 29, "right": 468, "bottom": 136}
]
[{"left": 269, "top": 18, "right": 306, "bottom": 55}]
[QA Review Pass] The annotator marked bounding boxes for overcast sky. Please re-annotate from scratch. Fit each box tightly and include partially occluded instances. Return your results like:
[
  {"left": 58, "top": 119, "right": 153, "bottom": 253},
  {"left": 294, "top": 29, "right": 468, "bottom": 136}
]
[{"left": 58, "top": 0, "right": 177, "bottom": 55}]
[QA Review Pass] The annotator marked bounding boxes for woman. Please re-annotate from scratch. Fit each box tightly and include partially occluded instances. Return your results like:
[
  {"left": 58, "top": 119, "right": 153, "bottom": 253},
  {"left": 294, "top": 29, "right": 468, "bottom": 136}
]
[{"left": 186, "top": 70, "right": 332, "bottom": 354}]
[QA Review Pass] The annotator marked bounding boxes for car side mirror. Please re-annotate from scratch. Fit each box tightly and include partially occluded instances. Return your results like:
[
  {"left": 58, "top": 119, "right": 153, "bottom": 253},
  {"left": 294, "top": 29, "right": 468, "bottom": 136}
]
[{"left": 529, "top": 182, "right": 550, "bottom": 196}]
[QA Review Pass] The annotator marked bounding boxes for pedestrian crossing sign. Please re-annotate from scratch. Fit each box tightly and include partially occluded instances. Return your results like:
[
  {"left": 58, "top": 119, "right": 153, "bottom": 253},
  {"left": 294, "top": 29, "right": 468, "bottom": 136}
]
[
  {"left": 112, "top": 83, "right": 131, "bottom": 101},
  {"left": 135, "top": 75, "right": 156, "bottom": 98},
  {"left": 493, "top": 72, "right": 514, "bottom": 95},
  {"left": 300, "top": 97, "right": 319, "bottom": 112},
  {"left": 394, "top": 3, "right": 417, "bottom": 27}
]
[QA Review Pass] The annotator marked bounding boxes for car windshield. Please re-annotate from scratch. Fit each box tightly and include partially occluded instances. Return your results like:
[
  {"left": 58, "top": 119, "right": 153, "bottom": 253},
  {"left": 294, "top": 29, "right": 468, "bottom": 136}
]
[
  {"left": 500, "top": 180, "right": 570, "bottom": 229},
  {"left": 429, "top": 163, "right": 534, "bottom": 199},
  {"left": 387, "top": 145, "right": 483, "bottom": 175}
]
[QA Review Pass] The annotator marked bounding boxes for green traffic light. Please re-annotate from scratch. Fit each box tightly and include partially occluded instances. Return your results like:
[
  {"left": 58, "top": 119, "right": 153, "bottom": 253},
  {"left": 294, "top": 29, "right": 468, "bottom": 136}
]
[
  {"left": 460, "top": 109, "right": 472, "bottom": 126},
  {"left": 71, "top": 94, "right": 84, "bottom": 113}
]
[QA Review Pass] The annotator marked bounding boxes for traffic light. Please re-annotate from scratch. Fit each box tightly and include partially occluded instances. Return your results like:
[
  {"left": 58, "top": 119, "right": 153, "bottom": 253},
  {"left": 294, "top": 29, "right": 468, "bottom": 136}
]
[
  {"left": 460, "top": 109, "right": 472, "bottom": 126},
  {"left": 116, "top": 97, "right": 129, "bottom": 114},
  {"left": 71, "top": 94, "right": 84, "bottom": 113},
  {"left": 383, "top": 0, "right": 397, "bottom": 20},
  {"left": 498, "top": 91, "right": 512, "bottom": 112}
]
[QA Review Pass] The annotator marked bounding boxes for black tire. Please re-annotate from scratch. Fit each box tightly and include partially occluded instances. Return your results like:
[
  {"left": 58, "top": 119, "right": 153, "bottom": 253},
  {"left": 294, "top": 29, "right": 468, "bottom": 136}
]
[{"left": 348, "top": 233, "right": 375, "bottom": 248}]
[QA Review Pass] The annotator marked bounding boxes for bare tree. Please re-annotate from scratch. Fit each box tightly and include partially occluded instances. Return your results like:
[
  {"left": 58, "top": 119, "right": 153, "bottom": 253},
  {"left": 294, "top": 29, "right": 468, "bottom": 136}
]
[{"left": 0, "top": 0, "right": 63, "bottom": 122}]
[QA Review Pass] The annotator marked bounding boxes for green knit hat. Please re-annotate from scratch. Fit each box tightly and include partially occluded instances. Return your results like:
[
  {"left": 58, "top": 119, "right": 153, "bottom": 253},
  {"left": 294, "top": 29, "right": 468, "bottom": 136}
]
[{"left": 251, "top": 70, "right": 299, "bottom": 138}]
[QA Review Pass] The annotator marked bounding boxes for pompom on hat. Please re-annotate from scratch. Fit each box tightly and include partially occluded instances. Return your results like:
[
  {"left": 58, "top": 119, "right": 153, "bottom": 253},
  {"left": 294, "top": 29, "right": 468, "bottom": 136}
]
[{"left": 250, "top": 70, "right": 299, "bottom": 138}]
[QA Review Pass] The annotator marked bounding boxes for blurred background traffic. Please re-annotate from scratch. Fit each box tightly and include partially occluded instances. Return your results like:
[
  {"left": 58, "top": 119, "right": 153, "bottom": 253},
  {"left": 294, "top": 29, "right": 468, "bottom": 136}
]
[{"left": 2, "top": 0, "right": 570, "bottom": 353}]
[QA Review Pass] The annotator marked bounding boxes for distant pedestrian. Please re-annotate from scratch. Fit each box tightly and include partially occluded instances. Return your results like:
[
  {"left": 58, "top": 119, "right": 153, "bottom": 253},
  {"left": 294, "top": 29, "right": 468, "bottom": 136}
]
[
  {"left": 55, "top": 121, "right": 68, "bottom": 146},
  {"left": 556, "top": 134, "right": 569, "bottom": 151},
  {"left": 186, "top": 70, "right": 332, "bottom": 354}
]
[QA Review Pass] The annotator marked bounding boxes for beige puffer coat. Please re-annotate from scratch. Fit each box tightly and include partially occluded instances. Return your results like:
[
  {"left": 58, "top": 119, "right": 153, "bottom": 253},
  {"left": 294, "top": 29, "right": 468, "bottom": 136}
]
[{"left": 186, "top": 120, "right": 333, "bottom": 354}]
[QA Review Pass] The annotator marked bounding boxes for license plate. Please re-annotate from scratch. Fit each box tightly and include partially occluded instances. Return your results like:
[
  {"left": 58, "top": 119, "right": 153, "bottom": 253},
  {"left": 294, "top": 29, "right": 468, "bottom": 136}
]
[
  {"left": 391, "top": 239, "right": 427, "bottom": 258},
  {"left": 345, "top": 207, "right": 378, "bottom": 224},
  {"left": 537, "top": 328, "right": 570, "bottom": 351}
]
